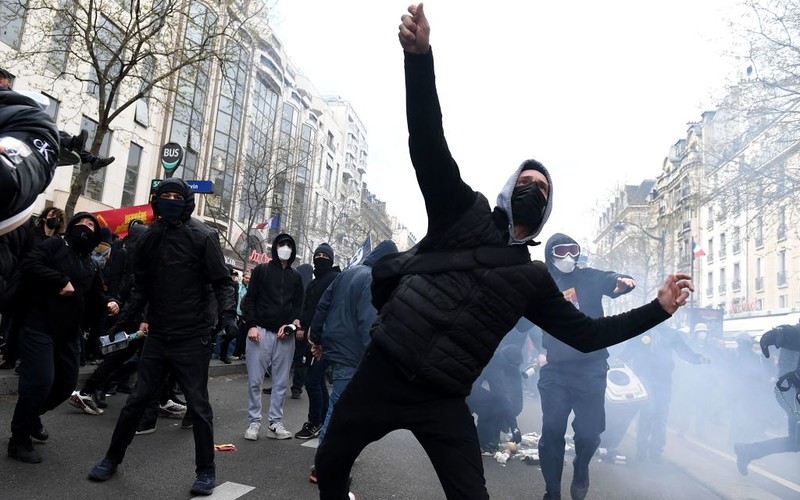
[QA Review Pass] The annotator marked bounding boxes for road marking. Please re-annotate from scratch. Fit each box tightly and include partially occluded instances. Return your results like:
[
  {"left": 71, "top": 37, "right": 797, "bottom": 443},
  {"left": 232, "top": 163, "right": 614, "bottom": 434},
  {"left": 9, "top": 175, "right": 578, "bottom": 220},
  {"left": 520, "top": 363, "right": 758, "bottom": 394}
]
[
  {"left": 191, "top": 481, "right": 255, "bottom": 499},
  {"left": 680, "top": 433, "right": 800, "bottom": 495},
  {"left": 301, "top": 438, "right": 319, "bottom": 449}
]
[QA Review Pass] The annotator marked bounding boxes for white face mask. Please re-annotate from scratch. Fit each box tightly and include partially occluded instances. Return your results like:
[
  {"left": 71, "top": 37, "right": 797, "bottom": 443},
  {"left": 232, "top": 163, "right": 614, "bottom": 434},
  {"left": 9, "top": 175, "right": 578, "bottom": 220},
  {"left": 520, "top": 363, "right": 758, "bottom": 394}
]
[
  {"left": 277, "top": 245, "right": 292, "bottom": 261},
  {"left": 553, "top": 256, "right": 576, "bottom": 274}
]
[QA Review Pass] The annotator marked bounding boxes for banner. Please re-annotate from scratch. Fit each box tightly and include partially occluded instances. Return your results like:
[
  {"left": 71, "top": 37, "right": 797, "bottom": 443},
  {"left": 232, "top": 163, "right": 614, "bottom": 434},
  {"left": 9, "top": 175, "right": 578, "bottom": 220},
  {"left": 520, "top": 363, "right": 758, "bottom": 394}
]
[
  {"left": 345, "top": 234, "right": 372, "bottom": 269},
  {"left": 93, "top": 204, "right": 153, "bottom": 237}
]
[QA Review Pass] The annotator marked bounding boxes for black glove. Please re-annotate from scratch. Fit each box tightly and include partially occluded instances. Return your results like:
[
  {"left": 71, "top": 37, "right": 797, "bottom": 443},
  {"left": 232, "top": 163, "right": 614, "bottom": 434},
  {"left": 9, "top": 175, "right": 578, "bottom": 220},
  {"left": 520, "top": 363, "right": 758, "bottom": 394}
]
[
  {"left": 760, "top": 327, "right": 782, "bottom": 358},
  {"left": 220, "top": 315, "right": 238, "bottom": 339}
]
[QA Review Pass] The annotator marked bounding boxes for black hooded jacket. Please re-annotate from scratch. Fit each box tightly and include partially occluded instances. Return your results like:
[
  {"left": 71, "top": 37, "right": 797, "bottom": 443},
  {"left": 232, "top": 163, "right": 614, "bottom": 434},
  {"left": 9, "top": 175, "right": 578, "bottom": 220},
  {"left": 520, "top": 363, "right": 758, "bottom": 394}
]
[
  {"left": 242, "top": 233, "right": 304, "bottom": 332},
  {"left": 115, "top": 179, "right": 236, "bottom": 337},
  {"left": 369, "top": 50, "right": 670, "bottom": 397},
  {"left": 541, "top": 233, "right": 635, "bottom": 364},
  {"left": 0, "top": 89, "right": 60, "bottom": 229},
  {"left": 20, "top": 212, "right": 112, "bottom": 337}
]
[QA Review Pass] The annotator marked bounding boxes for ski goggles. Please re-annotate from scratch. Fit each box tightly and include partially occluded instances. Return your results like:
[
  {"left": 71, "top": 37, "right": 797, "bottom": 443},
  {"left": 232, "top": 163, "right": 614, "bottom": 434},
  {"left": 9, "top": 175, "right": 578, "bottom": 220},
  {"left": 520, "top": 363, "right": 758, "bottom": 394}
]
[{"left": 552, "top": 243, "right": 580, "bottom": 258}]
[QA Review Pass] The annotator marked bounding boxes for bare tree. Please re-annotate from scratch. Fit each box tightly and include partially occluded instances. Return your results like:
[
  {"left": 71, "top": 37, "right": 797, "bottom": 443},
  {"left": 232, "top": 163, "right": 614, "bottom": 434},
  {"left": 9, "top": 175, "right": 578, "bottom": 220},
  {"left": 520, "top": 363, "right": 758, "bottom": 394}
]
[
  {"left": 206, "top": 130, "right": 318, "bottom": 272},
  {"left": 1, "top": 0, "right": 263, "bottom": 217}
]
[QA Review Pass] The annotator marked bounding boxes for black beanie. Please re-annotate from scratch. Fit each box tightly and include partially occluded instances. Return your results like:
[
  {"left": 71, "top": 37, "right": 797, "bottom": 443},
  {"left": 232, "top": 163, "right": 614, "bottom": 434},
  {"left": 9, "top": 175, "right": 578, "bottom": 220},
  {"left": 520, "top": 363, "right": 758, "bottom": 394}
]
[{"left": 313, "top": 242, "right": 335, "bottom": 262}]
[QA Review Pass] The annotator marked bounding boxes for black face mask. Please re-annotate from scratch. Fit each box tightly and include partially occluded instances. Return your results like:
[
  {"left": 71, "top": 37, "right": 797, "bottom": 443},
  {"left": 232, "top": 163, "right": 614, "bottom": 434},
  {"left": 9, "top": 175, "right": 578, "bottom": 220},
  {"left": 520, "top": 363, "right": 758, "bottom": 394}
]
[
  {"left": 313, "top": 257, "right": 333, "bottom": 276},
  {"left": 45, "top": 217, "right": 61, "bottom": 230},
  {"left": 155, "top": 198, "right": 186, "bottom": 226},
  {"left": 511, "top": 183, "right": 547, "bottom": 233},
  {"left": 66, "top": 225, "right": 97, "bottom": 255}
]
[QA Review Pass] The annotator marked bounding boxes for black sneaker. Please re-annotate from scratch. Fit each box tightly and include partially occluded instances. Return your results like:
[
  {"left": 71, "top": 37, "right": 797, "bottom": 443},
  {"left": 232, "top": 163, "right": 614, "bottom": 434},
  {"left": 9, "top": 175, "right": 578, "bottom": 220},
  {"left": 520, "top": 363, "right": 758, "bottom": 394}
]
[
  {"left": 90, "top": 156, "right": 115, "bottom": 171},
  {"left": 190, "top": 472, "right": 215, "bottom": 496},
  {"left": 88, "top": 457, "right": 118, "bottom": 481},
  {"left": 135, "top": 422, "right": 156, "bottom": 435},
  {"left": 72, "top": 129, "right": 88, "bottom": 152},
  {"left": 8, "top": 437, "right": 42, "bottom": 464},
  {"left": 291, "top": 390, "right": 302, "bottom": 399},
  {"left": 220, "top": 356, "right": 232, "bottom": 364},
  {"left": 294, "top": 422, "right": 320, "bottom": 440},
  {"left": 30, "top": 424, "right": 49, "bottom": 442},
  {"left": 181, "top": 415, "right": 193, "bottom": 429},
  {"left": 570, "top": 477, "right": 589, "bottom": 500},
  {"left": 93, "top": 390, "right": 107, "bottom": 409}
]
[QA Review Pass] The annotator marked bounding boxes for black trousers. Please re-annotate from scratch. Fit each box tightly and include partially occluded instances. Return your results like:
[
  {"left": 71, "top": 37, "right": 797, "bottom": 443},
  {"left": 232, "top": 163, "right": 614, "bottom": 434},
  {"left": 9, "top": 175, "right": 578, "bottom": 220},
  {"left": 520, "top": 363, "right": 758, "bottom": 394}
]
[
  {"left": 315, "top": 346, "right": 489, "bottom": 500},
  {"left": 11, "top": 327, "right": 79, "bottom": 437},
  {"left": 104, "top": 334, "right": 215, "bottom": 474},
  {"left": 82, "top": 337, "right": 143, "bottom": 394}
]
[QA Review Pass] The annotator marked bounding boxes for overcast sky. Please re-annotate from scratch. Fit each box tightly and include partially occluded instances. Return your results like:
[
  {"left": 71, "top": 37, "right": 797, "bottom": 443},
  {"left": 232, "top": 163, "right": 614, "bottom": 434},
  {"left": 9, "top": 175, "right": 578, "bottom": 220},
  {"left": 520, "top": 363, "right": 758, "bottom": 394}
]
[{"left": 272, "top": 0, "right": 742, "bottom": 258}]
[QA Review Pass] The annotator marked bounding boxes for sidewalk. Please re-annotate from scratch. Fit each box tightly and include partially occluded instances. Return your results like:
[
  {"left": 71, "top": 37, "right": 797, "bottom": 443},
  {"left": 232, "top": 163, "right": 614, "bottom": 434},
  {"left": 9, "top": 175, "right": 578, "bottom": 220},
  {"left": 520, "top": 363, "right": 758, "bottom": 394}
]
[{"left": 0, "top": 357, "right": 247, "bottom": 396}]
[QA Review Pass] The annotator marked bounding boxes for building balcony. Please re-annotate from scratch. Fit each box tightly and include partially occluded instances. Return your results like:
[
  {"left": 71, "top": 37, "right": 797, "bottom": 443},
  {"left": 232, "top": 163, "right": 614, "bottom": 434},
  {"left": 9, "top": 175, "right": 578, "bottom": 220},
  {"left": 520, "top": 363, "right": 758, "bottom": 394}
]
[
  {"left": 732, "top": 242, "right": 741, "bottom": 254},
  {"left": 755, "top": 237, "right": 764, "bottom": 248},
  {"left": 706, "top": 287, "right": 714, "bottom": 297},
  {"left": 755, "top": 276, "right": 764, "bottom": 291},
  {"left": 778, "top": 271, "right": 787, "bottom": 286},
  {"left": 718, "top": 284, "right": 726, "bottom": 294},
  {"left": 707, "top": 254, "right": 714, "bottom": 264},
  {"left": 732, "top": 279, "right": 741, "bottom": 291},
  {"left": 719, "top": 248, "right": 726, "bottom": 260},
  {"left": 681, "top": 221, "right": 691, "bottom": 233}
]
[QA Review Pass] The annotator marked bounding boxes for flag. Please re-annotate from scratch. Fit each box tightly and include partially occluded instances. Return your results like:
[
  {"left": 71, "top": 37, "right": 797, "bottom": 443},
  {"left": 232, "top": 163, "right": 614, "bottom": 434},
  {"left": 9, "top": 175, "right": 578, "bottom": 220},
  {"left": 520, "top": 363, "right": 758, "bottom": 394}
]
[
  {"left": 255, "top": 214, "right": 280, "bottom": 231},
  {"left": 345, "top": 235, "right": 372, "bottom": 269},
  {"left": 692, "top": 239, "right": 706, "bottom": 258}
]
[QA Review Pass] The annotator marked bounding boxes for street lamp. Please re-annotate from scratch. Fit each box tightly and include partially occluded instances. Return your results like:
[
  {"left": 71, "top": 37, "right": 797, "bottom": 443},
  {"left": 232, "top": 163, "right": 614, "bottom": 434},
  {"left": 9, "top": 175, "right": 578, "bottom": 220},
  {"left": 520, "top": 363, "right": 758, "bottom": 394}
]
[{"left": 614, "top": 221, "right": 665, "bottom": 283}]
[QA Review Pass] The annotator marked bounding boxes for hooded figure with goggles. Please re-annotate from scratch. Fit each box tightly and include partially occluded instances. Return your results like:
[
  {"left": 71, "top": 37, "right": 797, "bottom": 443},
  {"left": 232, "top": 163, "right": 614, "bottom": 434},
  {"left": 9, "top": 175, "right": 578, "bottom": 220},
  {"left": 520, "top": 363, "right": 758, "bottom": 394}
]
[
  {"left": 9, "top": 212, "right": 119, "bottom": 464},
  {"left": 88, "top": 178, "right": 236, "bottom": 496},
  {"left": 314, "top": 5, "right": 695, "bottom": 500},
  {"left": 538, "top": 232, "right": 636, "bottom": 500}
]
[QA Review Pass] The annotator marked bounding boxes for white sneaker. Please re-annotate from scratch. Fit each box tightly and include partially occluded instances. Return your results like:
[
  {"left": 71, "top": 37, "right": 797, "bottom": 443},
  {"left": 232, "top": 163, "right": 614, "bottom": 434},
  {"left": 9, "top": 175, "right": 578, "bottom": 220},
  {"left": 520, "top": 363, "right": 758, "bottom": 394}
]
[
  {"left": 244, "top": 422, "right": 260, "bottom": 441},
  {"left": 159, "top": 399, "right": 187, "bottom": 418},
  {"left": 68, "top": 390, "right": 103, "bottom": 415},
  {"left": 267, "top": 421, "right": 292, "bottom": 440}
]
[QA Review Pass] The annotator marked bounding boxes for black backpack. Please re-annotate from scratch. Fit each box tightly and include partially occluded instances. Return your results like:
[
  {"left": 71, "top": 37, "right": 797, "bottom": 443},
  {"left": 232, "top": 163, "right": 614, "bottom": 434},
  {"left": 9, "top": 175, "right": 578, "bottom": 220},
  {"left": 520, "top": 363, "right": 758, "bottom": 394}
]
[{"left": 370, "top": 245, "right": 531, "bottom": 310}]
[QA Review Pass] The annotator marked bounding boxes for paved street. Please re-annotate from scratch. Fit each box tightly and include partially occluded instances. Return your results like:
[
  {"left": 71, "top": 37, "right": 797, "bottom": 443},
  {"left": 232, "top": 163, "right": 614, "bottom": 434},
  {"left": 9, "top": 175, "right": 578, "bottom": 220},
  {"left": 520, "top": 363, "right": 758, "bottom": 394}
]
[{"left": 1, "top": 363, "right": 798, "bottom": 499}]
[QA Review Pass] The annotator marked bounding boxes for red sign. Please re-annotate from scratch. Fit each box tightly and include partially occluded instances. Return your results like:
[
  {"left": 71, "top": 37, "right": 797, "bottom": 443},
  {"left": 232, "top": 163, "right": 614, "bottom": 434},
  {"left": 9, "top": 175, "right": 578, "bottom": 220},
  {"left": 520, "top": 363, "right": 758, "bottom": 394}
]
[
  {"left": 93, "top": 204, "right": 154, "bottom": 237},
  {"left": 249, "top": 249, "right": 271, "bottom": 264}
]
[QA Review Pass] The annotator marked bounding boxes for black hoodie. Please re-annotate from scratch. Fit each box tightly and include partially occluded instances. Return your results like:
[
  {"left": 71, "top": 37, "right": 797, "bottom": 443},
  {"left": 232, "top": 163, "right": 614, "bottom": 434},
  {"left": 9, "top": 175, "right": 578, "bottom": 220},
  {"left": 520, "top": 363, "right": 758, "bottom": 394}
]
[
  {"left": 20, "top": 212, "right": 112, "bottom": 337},
  {"left": 542, "top": 233, "right": 635, "bottom": 364},
  {"left": 242, "top": 233, "right": 304, "bottom": 332}
]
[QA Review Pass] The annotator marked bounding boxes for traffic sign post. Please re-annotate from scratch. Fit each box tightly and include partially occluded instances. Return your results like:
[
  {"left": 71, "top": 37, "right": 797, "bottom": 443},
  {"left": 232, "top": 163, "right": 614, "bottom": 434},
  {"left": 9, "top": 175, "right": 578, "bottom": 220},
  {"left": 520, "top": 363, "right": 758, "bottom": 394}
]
[
  {"left": 184, "top": 180, "right": 214, "bottom": 194},
  {"left": 160, "top": 142, "right": 183, "bottom": 176}
]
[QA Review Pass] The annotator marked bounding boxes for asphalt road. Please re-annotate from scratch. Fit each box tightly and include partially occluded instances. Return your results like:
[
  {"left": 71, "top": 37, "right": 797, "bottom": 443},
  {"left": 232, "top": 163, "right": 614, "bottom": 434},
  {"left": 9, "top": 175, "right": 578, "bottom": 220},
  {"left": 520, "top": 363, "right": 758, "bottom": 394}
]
[{"left": 1, "top": 368, "right": 798, "bottom": 499}]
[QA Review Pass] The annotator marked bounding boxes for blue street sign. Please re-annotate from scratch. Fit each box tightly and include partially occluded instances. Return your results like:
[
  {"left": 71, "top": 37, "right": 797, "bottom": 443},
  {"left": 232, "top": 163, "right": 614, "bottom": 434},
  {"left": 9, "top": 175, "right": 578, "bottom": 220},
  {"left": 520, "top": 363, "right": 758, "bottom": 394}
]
[{"left": 185, "top": 180, "right": 214, "bottom": 194}]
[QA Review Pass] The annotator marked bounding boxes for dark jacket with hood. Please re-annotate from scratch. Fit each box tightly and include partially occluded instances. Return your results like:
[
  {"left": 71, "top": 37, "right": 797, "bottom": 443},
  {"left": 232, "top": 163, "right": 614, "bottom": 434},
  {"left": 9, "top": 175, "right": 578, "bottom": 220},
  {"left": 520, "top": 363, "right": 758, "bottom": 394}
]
[
  {"left": 115, "top": 178, "right": 236, "bottom": 337},
  {"left": 0, "top": 89, "right": 60, "bottom": 235},
  {"left": 541, "top": 233, "right": 635, "bottom": 364},
  {"left": 0, "top": 89, "right": 60, "bottom": 310},
  {"left": 20, "top": 212, "right": 114, "bottom": 337},
  {"left": 310, "top": 240, "right": 398, "bottom": 368},
  {"left": 369, "top": 49, "right": 671, "bottom": 397},
  {"left": 242, "top": 233, "right": 304, "bottom": 332}
]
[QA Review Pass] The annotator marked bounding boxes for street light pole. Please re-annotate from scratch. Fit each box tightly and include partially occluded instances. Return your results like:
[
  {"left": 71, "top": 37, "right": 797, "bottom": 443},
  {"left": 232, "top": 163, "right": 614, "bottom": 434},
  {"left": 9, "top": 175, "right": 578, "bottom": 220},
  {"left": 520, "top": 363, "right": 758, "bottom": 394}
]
[{"left": 614, "top": 221, "right": 665, "bottom": 284}]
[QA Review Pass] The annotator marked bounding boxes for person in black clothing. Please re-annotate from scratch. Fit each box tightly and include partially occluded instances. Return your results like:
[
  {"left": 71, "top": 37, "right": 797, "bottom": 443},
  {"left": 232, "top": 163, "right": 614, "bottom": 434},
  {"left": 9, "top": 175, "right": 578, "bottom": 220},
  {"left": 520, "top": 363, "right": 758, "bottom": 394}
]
[
  {"left": 0, "top": 207, "right": 65, "bottom": 370},
  {"left": 537, "top": 233, "right": 636, "bottom": 500},
  {"left": 618, "top": 323, "right": 707, "bottom": 462},
  {"left": 313, "top": 6, "right": 695, "bottom": 500},
  {"left": 291, "top": 258, "right": 323, "bottom": 399},
  {"left": 0, "top": 68, "right": 114, "bottom": 171},
  {"left": 295, "top": 243, "right": 340, "bottom": 439},
  {"left": 217, "top": 267, "right": 241, "bottom": 364},
  {"left": 87, "top": 178, "right": 236, "bottom": 497},
  {"left": 734, "top": 324, "right": 800, "bottom": 475},
  {"left": 8, "top": 212, "right": 120, "bottom": 464}
]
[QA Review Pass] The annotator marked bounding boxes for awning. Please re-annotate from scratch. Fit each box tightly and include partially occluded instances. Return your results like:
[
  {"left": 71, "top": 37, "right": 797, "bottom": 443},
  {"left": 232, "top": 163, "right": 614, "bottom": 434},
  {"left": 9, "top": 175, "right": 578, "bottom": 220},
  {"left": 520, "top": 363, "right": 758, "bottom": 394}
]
[{"left": 723, "top": 312, "right": 800, "bottom": 337}]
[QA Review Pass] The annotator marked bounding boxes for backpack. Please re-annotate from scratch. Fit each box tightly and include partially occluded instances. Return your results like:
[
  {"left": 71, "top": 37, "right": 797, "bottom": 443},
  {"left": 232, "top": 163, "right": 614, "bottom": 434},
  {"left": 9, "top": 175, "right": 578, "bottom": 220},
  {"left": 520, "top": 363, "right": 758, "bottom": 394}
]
[{"left": 370, "top": 245, "right": 531, "bottom": 310}]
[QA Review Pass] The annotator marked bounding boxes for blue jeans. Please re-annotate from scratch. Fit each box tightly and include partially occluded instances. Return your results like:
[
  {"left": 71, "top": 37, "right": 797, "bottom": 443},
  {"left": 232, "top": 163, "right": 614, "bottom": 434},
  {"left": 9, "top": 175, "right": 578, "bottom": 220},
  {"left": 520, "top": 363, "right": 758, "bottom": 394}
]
[
  {"left": 305, "top": 357, "right": 329, "bottom": 427},
  {"left": 318, "top": 362, "right": 356, "bottom": 444}
]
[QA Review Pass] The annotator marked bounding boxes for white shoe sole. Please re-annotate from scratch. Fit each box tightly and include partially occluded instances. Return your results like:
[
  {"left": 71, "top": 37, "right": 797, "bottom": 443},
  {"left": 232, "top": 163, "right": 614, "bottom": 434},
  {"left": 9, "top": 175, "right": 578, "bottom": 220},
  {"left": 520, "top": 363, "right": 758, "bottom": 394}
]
[
  {"left": 266, "top": 432, "right": 292, "bottom": 440},
  {"left": 244, "top": 431, "right": 259, "bottom": 441}
]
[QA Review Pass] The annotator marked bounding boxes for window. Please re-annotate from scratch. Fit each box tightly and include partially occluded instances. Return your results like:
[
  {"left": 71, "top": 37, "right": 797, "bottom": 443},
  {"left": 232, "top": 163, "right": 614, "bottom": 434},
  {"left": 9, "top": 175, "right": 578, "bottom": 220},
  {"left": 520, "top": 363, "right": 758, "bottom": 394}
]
[
  {"left": 719, "top": 232, "right": 726, "bottom": 259},
  {"left": 327, "top": 131, "right": 335, "bottom": 151},
  {"left": 77, "top": 116, "right": 112, "bottom": 201},
  {"left": 122, "top": 143, "right": 142, "bottom": 207},
  {"left": 755, "top": 257, "right": 764, "bottom": 291},
  {"left": 719, "top": 267, "right": 726, "bottom": 294},
  {"left": 733, "top": 226, "right": 741, "bottom": 253},
  {"left": 707, "top": 238, "right": 714, "bottom": 263},
  {"left": 733, "top": 263, "right": 741, "bottom": 291},
  {"left": 86, "top": 15, "right": 124, "bottom": 106},
  {"left": 0, "top": 0, "right": 26, "bottom": 49},
  {"left": 778, "top": 207, "right": 787, "bottom": 240},
  {"left": 707, "top": 207, "right": 714, "bottom": 229},
  {"left": 755, "top": 217, "right": 764, "bottom": 248},
  {"left": 46, "top": 2, "right": 72, "bottom": 74},
  {"left": 41, "top": 94, "right": 59, "bottom": 120},
  {"left": 325, "top": 157, "right": 333, "bottom": 190},
  {"left": 706, "top": 272, "right": 714, "bottom": 297},
  {"left": 134, "top": 56, "right": 156, "bottom": 127},
  {"left": 778, "top": 250, "right": 787, "bottom": 286}
]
